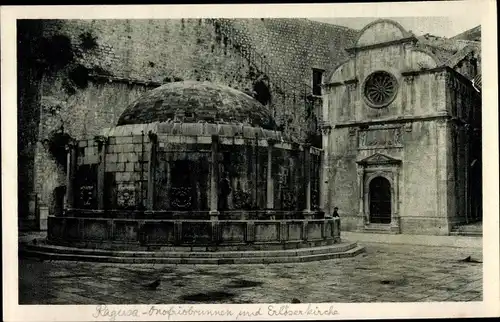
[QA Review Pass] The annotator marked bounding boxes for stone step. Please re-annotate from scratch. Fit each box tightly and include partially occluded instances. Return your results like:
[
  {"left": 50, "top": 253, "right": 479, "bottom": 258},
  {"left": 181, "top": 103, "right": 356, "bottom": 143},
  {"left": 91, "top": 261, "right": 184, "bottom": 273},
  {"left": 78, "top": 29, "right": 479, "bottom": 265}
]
[
  {"left": 19, "top": 245, "right": 365, "bottom": 264},
  {"left": 360, "top": 227, "right": 396, "bottom": 234},
  {"left": 450, "top": 224, "right": 483, "bottom": 237},
  {"left": 20, "top": 241, "right": 358, "bottom": 259},
  {"left": 451, "top": 227, "right": 483, "bottom": 232},
  {"left": 449, "top": 231, "right": 482, "bottom": 237}
]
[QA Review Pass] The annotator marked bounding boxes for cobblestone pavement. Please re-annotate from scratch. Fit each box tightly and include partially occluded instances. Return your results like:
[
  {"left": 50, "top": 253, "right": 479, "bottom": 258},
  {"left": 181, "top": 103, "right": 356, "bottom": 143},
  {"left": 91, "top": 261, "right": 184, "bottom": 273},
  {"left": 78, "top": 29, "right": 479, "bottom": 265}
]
[{"left": 18, "top": 241, "right": 482, "bottom": 304}]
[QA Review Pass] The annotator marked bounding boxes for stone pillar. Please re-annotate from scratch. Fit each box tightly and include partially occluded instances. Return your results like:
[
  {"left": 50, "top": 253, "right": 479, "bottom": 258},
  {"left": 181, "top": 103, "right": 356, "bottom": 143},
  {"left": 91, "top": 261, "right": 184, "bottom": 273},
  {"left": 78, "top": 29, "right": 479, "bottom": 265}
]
[
  {"left": 266, "top": 139, "right": 275, "bottom": 215},
  {"left": 303, "top": 144, "right": 312, "bottom": 218},
  {"left": 209, "top": 135, "right": 219, "bottom": 220},
  {"left": 319, "top": 123, "right": 332, "bottom": 213},
  {"left": 146, "top": 132, "right": 158, "bottom": 211},
  {"left": 64, "top": 140, "right": 77, "bottom": 210},
  {"left": 390, "top": 170, "right": 401, "bottom": 233},
  {"left": 356, "top": 167, "right": 366, "bottom": 227},
  {"left": 28, "top": 193, "right": 38, "bottom": 221},
  {"left": 39, "top": 206, "right": 49, "bottom": 231},
  {"left": 95, "top": 136, "right": 108, "bottom": 210},
  {"left": 436, "top": 118, "right": 450, "bottom": 230}
]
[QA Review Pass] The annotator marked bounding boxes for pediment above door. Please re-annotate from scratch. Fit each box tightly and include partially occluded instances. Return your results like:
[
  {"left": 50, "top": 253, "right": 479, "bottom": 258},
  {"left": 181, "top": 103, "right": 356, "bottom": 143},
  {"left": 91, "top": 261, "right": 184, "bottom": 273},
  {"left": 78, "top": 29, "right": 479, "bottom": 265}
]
[{"left": 356, "top": 153, "right": 401, "bottom": 166}]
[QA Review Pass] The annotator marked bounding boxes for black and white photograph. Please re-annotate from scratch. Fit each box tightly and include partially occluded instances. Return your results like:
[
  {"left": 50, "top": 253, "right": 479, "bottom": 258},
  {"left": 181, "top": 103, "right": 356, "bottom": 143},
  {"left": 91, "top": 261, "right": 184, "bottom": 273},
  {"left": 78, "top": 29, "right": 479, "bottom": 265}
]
[{"left": 2, "top": 1, "right": 499, "bottom": 321}]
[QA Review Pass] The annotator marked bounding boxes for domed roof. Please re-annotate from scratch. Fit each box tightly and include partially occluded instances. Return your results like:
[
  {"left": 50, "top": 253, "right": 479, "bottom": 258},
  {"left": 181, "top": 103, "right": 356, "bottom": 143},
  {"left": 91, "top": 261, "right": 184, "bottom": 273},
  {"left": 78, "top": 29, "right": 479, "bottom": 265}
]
[{"left": 117, "top": 81, "right": 275, "bottom": 129}]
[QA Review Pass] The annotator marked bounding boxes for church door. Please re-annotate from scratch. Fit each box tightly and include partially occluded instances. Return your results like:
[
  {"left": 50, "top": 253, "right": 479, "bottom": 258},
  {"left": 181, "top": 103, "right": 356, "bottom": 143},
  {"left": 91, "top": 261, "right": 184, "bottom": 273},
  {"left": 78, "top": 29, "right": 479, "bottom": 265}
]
[{"left": 369, "top": 176, "right": 392, "bottom": 224}]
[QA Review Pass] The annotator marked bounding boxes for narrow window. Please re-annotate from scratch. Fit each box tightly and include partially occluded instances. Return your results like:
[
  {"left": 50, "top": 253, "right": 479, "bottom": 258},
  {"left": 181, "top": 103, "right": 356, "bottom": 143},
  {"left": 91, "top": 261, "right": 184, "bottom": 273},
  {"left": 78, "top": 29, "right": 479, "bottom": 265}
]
[{"left": 312, "top": 68, "right": 324, "bottom": 96}]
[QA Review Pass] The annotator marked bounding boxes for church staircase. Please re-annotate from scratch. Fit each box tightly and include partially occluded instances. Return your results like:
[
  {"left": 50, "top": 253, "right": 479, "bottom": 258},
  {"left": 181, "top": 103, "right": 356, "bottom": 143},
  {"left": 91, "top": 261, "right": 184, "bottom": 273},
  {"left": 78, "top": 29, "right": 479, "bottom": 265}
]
[{"left": 450, "top": 222, "right": 482, "bottom": 237}]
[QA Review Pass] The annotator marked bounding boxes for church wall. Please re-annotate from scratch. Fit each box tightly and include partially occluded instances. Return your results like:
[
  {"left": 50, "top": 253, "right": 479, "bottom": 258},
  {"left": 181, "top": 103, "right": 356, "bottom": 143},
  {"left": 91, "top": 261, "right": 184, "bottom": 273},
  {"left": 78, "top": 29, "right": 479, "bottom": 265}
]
[
  {"left": 325, "top": 42, "right": 456, "bottom": 234},
  {"left": 354, "top": 45, "right": 405, "bottom": 122},
  {"left": 329, "top": 49, "right": 448, "bottom": 125},
  {"left": 398, "top": 120, "right": 450, "bottom": 234},
  {"left": 444, "top": 72, "right": 482, "bottom": 226},
  {"left": 327, "top": 127, "right": 359, "bottom": 231},
  {"left": 326, "top": 119, "right": 447, "bottom": 234}
]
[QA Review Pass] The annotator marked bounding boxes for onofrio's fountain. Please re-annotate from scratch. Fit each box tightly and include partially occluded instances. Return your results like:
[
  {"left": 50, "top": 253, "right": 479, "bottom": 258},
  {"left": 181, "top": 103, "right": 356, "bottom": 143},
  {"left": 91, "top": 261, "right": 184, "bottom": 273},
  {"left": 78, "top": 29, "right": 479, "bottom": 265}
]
[{"left": 24, "top": 81, "right": 364, "bottom": 263}]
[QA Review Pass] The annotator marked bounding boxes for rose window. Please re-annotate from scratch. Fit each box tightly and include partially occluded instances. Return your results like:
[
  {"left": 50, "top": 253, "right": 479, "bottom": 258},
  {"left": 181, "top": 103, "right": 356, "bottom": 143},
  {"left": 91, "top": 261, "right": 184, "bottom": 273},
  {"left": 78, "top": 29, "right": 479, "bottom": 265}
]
[{"left": 363, "top": 71, "right": 398, "bottom": 108}]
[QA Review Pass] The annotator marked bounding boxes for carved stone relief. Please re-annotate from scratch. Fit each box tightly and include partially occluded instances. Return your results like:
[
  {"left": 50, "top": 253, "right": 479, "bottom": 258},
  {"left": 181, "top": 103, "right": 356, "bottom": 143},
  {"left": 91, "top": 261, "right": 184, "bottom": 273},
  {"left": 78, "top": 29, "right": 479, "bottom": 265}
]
[
  {"left": 79, "top": 185, "right": 95, "bottom": 207},
  {"left": 170, "top": 187, "right": 193, "bottom": 209},
  {"left": 358, "top": 127, "right": 403, "bottom": 149},
  {"left": 117, "top": 183, "right": 136, "bottom": 208}
]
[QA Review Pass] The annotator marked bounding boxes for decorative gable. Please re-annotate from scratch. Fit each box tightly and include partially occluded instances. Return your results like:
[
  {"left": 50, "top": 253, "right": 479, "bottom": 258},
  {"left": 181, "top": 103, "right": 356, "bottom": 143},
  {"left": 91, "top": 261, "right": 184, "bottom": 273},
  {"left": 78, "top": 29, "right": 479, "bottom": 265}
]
[{"left": 356, "top": 153, "right": 401, "bottom": 166}]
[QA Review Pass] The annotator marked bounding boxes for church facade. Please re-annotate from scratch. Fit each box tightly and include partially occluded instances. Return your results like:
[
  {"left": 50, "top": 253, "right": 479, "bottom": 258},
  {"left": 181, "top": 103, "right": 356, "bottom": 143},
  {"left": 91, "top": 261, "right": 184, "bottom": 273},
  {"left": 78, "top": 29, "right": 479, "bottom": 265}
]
[
  {"left": 320, "top": 20, "right": 482, "bottom": 235},
  {"left": 17, "top": 18, "right": 482, "bottom": 235}
]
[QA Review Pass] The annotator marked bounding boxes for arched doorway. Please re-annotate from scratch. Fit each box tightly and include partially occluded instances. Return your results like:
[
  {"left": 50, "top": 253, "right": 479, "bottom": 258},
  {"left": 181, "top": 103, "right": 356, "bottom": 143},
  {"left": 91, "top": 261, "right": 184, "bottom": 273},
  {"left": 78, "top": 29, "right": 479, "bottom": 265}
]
[{"left": 369, "top": 176, "right": 392, "bottom": 224}]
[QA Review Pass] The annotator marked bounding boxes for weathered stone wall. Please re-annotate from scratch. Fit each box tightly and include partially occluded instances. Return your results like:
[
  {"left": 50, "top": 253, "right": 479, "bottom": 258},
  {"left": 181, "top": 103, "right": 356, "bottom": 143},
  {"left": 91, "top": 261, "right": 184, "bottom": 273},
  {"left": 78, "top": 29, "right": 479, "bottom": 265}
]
[
  {"left": 35, "top": 78, "right": 150, "bottom": 214},
  {"left": 230, "top": 19, "right": 357, "bottom": 86},
  {"left": 398, "top": 120, "right": 448, "bottom": 234},
  {"left": 325, "top": 126, "right": 358, "bottom": 230}
]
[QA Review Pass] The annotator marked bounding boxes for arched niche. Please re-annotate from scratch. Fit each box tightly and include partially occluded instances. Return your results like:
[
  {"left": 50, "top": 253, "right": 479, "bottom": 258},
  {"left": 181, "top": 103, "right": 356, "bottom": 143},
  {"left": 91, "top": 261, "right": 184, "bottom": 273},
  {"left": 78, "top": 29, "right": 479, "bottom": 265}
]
[
  {"left": 356, "top": 19, "right": 412, "bottom": 47},
  {"left": 409, "top": 48, "right": 440, "bottom": 70},
  {"left": 328, "top": 60, "right": 356, "bottom": 84}
]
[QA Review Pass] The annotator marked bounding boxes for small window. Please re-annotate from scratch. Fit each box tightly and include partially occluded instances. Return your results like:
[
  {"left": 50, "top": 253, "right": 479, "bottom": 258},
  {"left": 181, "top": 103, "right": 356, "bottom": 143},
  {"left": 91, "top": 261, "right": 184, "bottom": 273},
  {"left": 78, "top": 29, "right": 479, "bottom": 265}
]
[{"left": 312, "top": 68, "right": 324, "bottom": 96}]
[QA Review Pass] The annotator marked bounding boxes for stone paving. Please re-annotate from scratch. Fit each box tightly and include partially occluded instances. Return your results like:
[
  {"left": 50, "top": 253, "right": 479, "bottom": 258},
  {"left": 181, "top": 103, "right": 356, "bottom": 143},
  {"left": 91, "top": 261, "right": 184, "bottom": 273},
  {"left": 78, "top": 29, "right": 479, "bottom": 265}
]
[{"left": 18, "top": 239, "right": 482, "bottom": 304}]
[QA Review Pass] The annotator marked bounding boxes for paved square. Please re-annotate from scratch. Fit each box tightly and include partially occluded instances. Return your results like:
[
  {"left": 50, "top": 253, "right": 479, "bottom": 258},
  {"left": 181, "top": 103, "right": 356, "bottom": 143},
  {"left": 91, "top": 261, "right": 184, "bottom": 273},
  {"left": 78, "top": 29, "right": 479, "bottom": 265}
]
[{"left": 19, "top": 241, "right": 482, "bottom": 304}]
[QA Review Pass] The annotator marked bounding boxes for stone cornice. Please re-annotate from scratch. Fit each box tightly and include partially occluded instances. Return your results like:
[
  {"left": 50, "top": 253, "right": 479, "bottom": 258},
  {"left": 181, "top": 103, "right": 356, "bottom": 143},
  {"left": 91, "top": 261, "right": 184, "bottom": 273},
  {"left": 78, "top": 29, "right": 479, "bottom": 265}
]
[
  {"left": 322, "top": 78, "right": 358, "bottom": 89},
  {"left": 401, "top": 66, "right": 449, "bottom": 77},
  {"left": 334, "top": 113, "right": 451, "bottom": 128},
  {"left": 345, "top": 36, "right": 418, "bottom": 54},
  {"left": 402, "top": 66, "right": 479, "bottom": 95}
]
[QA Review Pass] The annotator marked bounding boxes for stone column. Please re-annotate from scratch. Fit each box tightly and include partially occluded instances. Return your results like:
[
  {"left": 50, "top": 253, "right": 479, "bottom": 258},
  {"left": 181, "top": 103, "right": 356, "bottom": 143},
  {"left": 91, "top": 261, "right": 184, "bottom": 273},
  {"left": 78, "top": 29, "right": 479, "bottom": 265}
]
[
  {"left": 209, "top": 135, "right": 219, "bottom": 220},
  {"left": 390, "top": 170, "right": 401, "bottom": 233},
  {"left": 95, "top": 135, "right": 108, "bottom": 210},
  {"left": 64, "top": 140, "right": 77, "bottom": 210},
  {"left": 266, "top": 139, "right": 275, "bottom": 215},
  {"left": 319, "top": 123, "right": 332, "bottom": 213},
  {"left": 302, "top": 144, "right": 312, "bottom": 218},
  {"left": 38, "top": 206, "right": 49, "bottom": 231},
  {"left": 146, "top": 132, "right": 158, "bottom": 211},
  {"left": 356, "top": 167, "right": 366, "bottom": 227},
  {"left": 436, "top": 118, "right": 450, "bottom": 230}
]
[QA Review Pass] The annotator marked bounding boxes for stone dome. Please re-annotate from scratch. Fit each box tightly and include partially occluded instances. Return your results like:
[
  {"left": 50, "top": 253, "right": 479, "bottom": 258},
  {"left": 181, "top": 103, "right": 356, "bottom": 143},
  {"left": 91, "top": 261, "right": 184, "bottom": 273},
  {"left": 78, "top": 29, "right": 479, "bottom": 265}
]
[{"left": 117, "top": 81, "right": 275, "bottom": 129}]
